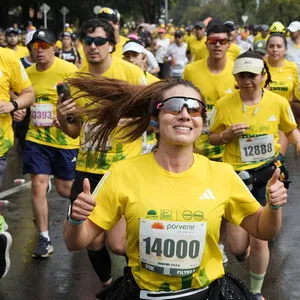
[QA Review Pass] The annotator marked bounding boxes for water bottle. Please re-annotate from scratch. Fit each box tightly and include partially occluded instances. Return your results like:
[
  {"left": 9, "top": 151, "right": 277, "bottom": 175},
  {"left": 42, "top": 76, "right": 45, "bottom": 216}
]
[{"left": 238, "top": 170, "right": 253, "bottom": 191}]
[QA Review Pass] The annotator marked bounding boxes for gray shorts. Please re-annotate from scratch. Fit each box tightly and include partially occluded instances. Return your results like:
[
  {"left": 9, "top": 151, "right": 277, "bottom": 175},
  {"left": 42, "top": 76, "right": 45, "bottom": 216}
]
[{"left": 0, "top": 157, "right": 7, "bottom": 189}]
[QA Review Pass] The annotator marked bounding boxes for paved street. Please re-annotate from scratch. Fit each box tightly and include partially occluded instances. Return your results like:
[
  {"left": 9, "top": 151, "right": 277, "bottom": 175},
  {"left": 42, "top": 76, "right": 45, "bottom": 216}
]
[{"left": 0, "top": 144, "right": 299, "bottom": 300}]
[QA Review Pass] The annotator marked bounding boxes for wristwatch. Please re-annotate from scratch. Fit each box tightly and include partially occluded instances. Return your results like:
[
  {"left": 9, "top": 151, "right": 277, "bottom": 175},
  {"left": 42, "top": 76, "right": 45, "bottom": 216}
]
[
  {"left": 11, "top": 100, "right": 19, "bottom": 112},
  {"left": 66, "top": 204, "right": 84, "bottom": 225}
]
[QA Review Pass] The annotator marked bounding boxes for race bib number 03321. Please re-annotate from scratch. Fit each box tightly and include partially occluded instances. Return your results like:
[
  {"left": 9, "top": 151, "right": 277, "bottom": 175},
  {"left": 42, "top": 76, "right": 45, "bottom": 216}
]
[{"left": 139, "top": 219, "right": 206, "bottom": 277}]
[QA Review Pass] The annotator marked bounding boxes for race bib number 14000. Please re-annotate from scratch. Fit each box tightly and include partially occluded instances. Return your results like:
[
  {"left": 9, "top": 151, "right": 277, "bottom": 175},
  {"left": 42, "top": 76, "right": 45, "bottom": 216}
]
[{"left": 139, "top": 219, "right": 206, "bottom": 277}]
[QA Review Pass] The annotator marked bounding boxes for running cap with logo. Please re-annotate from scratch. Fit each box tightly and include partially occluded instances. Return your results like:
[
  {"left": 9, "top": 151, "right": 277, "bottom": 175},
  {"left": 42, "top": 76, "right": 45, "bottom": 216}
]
[
  {"left": 61, "top": 32, "right": 72, "bottom": 38},
  {"left": 253, "top": 40, "right": 267, "bottom": 55},
  {"left": 287, "top": 21, "right": 300, "bottom": 33},
  {"left": 233, "top": 57, "right": 264, "bottom": 75},
  {"left": 32, "top": 29, "right": 56, "bottom": 44},
  {"left": 5, "top": 27, "right": 19, "bottom": 35},
  {"left": 270, "top": 21, "right": 285, "bottom": 33},
  {"left": 122, "top": 41, "right": 145, "bottom": 54},
  {"left": 25, "top": 30, "right": 36, "bottom": 45},
  {"left": 98, "top": 7, "right": 119, "bottom": 23}
]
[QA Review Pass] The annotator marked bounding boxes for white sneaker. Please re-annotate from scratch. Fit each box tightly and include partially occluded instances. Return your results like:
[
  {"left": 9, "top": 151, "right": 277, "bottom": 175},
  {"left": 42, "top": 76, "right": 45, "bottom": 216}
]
[{"left": 218, "top": 243, "right": 228, "bottom": 264}]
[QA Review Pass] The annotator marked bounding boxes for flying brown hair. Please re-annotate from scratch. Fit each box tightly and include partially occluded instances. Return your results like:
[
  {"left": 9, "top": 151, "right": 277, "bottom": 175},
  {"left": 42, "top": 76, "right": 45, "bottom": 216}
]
[{"left": 68, "top": 74, "right": 203, "bottom": 153}]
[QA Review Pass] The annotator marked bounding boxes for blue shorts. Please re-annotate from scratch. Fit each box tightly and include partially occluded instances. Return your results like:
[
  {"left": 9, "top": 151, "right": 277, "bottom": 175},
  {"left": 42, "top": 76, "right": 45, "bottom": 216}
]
[{"left": 23, "top": 141, "right": 78, "bottom": 180}]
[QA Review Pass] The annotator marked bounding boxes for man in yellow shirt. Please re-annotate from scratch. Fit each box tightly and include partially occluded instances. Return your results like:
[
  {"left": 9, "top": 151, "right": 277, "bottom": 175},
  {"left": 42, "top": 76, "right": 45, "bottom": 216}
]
[
  {"left": 56, "top": 18, "right": 146, "bottom": 297},
  {"left": 187, "top": 21, "right": 206, "bottom": 61},
  {"left": 23, "top": 29, "right": 79, "bottom": 259},
  {"left": 0, "top": 47, "right": 34, "bottom": 278},
  {"left": 5, "top": 27, "right": 29, "bottom": 59},
  {"left": 183, "top": 22, "right": 236, "bottom": 161}
]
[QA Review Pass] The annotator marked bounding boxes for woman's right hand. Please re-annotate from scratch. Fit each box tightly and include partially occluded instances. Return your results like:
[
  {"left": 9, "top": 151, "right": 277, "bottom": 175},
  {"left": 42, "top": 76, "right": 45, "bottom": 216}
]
[
  {"left": 71, "top": 178, "right": 96, "bottom": 221},
  {"left": 56, "top": 95, "right": 77, "bottom": 123},
  {"left": 223, "top": 123, "right": 250, "bottom": 140}
]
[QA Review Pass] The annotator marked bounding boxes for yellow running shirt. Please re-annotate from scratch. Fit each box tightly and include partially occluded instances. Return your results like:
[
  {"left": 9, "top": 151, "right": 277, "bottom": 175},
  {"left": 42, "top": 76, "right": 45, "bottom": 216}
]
[
  {"left": 210, "top": 89, "right": 297, "bottom": 171},
  {"left": 75, "top": 56, "right": 147, "bottom": 174},
  {"left": 188, "top": 36, "right": 206, "bottom": 58},
  {"left": 266, "top": 59, "right": 300, "bottom": 101},
  {"left": 0, "top": 48, "right": 32, "bottom": 157},
  {"left": 89, "top": 153, "right": 260, "bottom": 291},
  {"left": 113, "top": 35, "right": 129, "bottom": 58},
  {"left": 26, "top": 57, "right": 79, "bottom": 149},
  {"left": 183, "top": 58, "right": 236, "bottom": 159},
  {"left": 14, "top": 45, "right": 29, "bottom": 59}
]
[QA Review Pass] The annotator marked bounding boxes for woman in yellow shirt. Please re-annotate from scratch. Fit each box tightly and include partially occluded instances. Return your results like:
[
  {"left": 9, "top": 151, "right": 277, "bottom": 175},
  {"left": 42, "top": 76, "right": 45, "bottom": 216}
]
[
  {"left": 63, "top": 76, "right": 287, "bottom": 300},
  {"left": 209, "top": 51, "right": 300, "bottom": 300},
  {"left": 266, "top": 33, "right": 300, "bottom": 154}
]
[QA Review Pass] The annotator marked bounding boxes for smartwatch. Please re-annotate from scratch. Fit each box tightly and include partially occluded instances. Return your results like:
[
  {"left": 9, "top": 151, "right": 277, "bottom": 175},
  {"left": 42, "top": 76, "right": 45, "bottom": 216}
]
[
  {"left": 66, "top": 204, "right": 84, "bottom": 225},
  {"left": 11, "top": 100, "right": 19, "bottom": 112}
]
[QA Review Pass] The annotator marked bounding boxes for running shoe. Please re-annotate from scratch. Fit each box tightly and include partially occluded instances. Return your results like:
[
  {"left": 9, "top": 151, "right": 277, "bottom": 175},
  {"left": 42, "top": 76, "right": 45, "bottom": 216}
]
[
  {"left": 32, "top": 236, "right": 54, "bottom": 258},
  {"left": 252, "top": 293, "right": 265, "bottom": 300},
  {"left": 0, "top": 231, "right": 12, "bottom": 278},
  {"left": 218, "top": 243, "right": 228, "bottom": 264},
  {"left": 0, "top": 215, "right": 8, "bottom": 232}
]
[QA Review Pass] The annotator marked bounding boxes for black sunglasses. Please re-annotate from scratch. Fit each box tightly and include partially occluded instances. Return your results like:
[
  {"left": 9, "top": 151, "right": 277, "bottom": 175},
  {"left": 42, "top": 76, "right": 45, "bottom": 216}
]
[{"left": 82, "top": 36, "right": 109, "bottom": 46}]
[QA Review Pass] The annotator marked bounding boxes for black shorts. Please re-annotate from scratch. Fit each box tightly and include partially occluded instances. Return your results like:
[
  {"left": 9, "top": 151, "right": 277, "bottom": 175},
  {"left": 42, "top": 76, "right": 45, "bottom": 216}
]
[{"left": 69, "top": 170, "right": 103, "bottom": 203}]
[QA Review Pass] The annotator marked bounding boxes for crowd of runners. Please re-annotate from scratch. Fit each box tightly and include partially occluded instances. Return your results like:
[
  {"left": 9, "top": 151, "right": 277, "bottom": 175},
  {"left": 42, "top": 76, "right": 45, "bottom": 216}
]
[{"left": 1, "top": 6, "right": 300, "bottom": 300}]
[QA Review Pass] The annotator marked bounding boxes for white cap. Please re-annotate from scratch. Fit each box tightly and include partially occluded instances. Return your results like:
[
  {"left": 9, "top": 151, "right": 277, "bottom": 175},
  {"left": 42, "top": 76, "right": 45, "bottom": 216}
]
[
  {"left": 233, "top": 57, "right": 264, "bottom": 75},
  {"left": 25, "top": 30, "right": 36, "bottom": 45},
  {"left": 287, "top": 21, "right": 300, "bottom": 33},
  {"left": 122, "top": 42, "right": 145, "bottom": 54},
  {"left": 64, "top": 23, "right": 70, "bottom": 27}
]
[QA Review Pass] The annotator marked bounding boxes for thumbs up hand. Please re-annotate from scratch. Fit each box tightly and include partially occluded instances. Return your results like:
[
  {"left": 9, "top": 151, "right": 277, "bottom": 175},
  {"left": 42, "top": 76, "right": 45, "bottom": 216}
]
[
  {"left": 266, "top": 168, "right": 287, "bottom": 209},
  {"left": 71, "top": 178, "right": 96, "bottom": 221}
]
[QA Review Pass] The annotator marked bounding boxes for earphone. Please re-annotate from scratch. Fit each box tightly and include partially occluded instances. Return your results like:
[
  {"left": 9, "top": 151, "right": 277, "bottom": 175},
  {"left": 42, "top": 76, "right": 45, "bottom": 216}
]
[
  {"left": 150, "top": 119, "right": 159, "bottom": 128},
  {"left": 109, "top": 46, "right": 113, "bottom": 52}
]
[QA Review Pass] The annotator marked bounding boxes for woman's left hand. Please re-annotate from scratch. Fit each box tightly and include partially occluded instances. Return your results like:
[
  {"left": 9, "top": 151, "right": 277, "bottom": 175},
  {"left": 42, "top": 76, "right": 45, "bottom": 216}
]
[{"left": 266, "top": 168, "right": 287, "bottom": 208}]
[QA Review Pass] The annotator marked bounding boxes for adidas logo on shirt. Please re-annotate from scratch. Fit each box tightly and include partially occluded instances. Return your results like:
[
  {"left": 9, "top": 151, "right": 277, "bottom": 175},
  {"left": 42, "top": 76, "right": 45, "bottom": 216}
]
[
  {"left": 268, "top": 115, "right": 277, "bottom": 121},
  {"left": 225, "top": 88, "right": 233, "bottom": 94},
  {"left": 199, "top": 188, "right": 216, "bottom": 200}
]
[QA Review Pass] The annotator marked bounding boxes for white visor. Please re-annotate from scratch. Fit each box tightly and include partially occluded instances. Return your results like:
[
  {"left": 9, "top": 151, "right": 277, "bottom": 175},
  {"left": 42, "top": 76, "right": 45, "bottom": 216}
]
[
  {"left": 233, "top": 57, "right": 264, "bottom": 75},
  {"left": 122, "top": 42, "right": 145, "bottom": 54}
]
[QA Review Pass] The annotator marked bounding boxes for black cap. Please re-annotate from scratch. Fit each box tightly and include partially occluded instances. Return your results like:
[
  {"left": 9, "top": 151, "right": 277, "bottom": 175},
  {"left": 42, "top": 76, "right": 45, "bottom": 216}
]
[
  {"left": 174, "top": 30, "right": 183, "bottom": 37},
  {"left": 61, "top": 32, "right": 72, "bottom": 38},
  {"left": 5, "top": 27, "right": 19, "bottom": 35},
  {"left": 224, "top": 21, "right": 237, "bottom": 32},
  {"left": 194, "top": 21, "right": 206, "bottom": 29},
  {"left": 32, "top": 29, "right": 56, "bottom": 44}
]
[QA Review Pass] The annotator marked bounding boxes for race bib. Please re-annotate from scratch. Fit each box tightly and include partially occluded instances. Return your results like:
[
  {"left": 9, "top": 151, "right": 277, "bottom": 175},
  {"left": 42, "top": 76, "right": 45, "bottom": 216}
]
[
  {"left": 82, "top": 121, "right": 111, "bottom": 151},
  {"left": 139, "top": 219, "right": 206, "bottom": 277},
  {"left": 31, "top": 104, "right": 53, "bottom": 127},
  {"left": 240, "top": 134, "right": 275, "bottom": 162}
]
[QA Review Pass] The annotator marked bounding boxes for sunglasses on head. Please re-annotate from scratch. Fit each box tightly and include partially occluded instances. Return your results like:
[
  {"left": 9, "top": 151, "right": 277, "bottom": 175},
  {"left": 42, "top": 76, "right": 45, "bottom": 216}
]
[
  {"left": 82, "top": 36, "right": 109, "bottom": 46},
  {"left": 206, "top": 38, "right": 230, "bottom": 45},
  {"left": 236, "top": 72, "right": 260, "bottom": 79},
  {"left": 156, "top": 97, "right": 206, "bottom": 117},
  {"left": 32, "top": 41, "right": 52, "bottom": 49}
]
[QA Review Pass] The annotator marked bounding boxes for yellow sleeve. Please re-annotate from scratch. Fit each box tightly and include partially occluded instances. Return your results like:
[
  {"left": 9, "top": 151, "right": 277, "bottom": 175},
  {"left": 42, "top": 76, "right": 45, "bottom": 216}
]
[
  {"left": 278, "top": 98, "right": 297, "bottom": 133},
  {"left": 10, "top": 56, "right": 31, "bottom": 93},
  {"left": 224, "top": 169, "right": 260, "bottom": 226},
  {"left": 183, "top": 65, "right": 191, "bottom": 81},
  {"left": 292, "top": 65, "right": 300, "bottom": 101},
  {"left": 89, "top": 164, "right": 124, "bottom": 230},
  {"left": 209, "top": 106, "right": 226, "bottom": 133}
]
